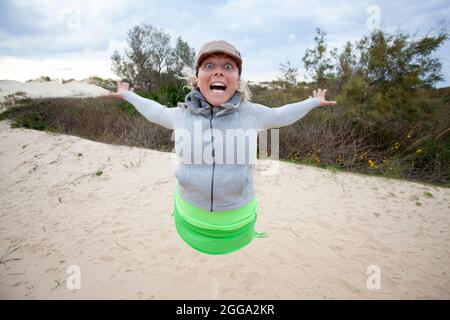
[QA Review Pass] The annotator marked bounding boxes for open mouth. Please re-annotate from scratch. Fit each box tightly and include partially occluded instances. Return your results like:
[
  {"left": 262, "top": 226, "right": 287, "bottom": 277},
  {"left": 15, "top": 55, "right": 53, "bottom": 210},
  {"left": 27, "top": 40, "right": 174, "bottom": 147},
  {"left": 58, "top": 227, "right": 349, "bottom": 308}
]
[{"left": 209, "top": 82, "right": 227, "bottom": 93}]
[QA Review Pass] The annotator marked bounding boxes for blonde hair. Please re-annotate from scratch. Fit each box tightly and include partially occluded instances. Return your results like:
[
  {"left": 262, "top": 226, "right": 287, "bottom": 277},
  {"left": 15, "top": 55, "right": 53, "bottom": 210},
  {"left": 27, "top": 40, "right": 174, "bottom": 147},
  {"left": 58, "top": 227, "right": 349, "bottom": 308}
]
[{"left": 175, "top": 67, "right": 252, "bottom": 102}]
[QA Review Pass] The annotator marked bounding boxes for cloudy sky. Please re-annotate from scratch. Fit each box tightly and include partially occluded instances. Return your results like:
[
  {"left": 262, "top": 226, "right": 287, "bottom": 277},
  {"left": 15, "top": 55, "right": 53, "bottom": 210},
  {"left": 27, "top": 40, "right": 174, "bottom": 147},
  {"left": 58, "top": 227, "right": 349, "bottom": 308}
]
[{"left": 1, "top": 0, "right": 449, "bottom": 87}]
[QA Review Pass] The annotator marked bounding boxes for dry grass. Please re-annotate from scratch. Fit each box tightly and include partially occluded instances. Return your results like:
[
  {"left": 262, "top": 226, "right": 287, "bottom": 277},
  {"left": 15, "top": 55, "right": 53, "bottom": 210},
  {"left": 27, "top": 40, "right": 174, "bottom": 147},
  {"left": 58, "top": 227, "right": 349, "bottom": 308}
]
[{"left": 0, "top": 96, "right": 174, "bottom": 152}]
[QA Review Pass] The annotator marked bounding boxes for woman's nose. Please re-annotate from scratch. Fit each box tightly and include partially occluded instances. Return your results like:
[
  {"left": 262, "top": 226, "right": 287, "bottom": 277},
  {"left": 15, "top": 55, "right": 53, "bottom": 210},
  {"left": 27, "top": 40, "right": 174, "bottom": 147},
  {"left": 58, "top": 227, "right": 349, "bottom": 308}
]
[{"left": 214, "top": 70, "right": 224, "bottom": 76}]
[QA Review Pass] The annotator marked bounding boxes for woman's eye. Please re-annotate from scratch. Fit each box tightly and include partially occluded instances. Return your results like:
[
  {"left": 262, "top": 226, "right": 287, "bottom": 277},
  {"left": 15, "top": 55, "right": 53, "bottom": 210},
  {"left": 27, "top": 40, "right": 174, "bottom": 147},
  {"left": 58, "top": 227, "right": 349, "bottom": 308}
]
[
  {"left": 225, "top": 63, "right": 233, "bottom": 70},
  {"left": 205, "top": 63, "right": 214, "bottom": 69}
]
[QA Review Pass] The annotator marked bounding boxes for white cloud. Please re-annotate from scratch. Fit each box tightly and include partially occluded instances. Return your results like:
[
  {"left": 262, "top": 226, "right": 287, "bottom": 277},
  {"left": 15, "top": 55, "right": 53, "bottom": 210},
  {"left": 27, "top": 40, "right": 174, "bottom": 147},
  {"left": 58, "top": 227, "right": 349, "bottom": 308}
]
[
  {"left": 0, "top": 0, "right": 448, "bottom": 87},
  {"left": 288, "top": 33, "right": 296, "bottom": 42}
]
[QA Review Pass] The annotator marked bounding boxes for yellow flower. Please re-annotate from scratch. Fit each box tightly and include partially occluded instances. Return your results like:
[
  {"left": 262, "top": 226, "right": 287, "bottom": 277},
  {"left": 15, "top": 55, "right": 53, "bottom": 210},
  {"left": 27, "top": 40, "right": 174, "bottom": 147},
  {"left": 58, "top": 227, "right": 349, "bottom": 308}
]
[
  {"left": 368, "top": 159, "right": 378, "bottom": 168},
  {"left": 390, "top": 142, "right": 400, "bottom": 151},
  {"left": 416, "top": 149, "right": 423, "bottom": 154}
]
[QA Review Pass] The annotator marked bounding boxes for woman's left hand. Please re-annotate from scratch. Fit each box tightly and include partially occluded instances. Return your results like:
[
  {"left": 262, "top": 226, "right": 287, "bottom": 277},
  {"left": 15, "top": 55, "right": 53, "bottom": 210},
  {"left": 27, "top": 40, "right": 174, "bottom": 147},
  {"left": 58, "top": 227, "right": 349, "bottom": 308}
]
[{"left": 310, "top": 88, "right": 336, "bottom": 107}]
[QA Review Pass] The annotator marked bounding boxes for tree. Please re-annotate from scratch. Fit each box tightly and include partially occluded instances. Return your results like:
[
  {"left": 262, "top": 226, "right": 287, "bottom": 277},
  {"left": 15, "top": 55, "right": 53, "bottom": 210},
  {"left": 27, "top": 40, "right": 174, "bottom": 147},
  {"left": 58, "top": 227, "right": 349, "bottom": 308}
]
[
  {"left": 278, "top": 60, "right": 298, "bottom": 87},
  {"left": 302, "top": 28, "right": 335, "bottom": 87},
  {"left": 148, "top": 26, "right": 172, "bottom": 79},
  {"left": 332, "top": 41, "right": 357, "bottom": 91},
  {"left": 342, "top": 28, "right": 447, "bottom": 118},
  {"left": 170, "top": 36, "right": 195, "bottom": 74},
  {"left": 111, "top": 23, "right": 195, "bottom": 91}
]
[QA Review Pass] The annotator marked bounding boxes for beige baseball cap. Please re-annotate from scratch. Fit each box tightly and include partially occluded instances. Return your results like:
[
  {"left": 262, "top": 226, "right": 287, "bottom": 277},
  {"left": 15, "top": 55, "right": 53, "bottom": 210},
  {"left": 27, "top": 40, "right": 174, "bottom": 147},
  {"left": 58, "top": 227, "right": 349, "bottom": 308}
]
[{"left": 195, "top": 40, "right": 242, "bottom": 75}]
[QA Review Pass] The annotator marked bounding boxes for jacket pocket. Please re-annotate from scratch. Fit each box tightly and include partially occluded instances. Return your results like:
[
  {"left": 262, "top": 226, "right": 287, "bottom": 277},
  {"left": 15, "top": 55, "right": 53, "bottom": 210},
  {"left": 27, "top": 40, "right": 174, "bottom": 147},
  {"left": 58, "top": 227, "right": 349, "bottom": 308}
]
[
  {"left": 175, "top": 164, "right": 208, "bottom": 194},
  {"left": 213, "top": 164, "right": 248, "bottom": 205}
]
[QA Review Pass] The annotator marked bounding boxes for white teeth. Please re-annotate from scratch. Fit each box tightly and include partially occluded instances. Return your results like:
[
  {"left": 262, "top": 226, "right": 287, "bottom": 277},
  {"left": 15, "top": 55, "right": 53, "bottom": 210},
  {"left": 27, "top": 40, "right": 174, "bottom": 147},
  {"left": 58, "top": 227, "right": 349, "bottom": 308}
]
[{"left": 211, "top": 82, "right": 226, "bottom": 87}]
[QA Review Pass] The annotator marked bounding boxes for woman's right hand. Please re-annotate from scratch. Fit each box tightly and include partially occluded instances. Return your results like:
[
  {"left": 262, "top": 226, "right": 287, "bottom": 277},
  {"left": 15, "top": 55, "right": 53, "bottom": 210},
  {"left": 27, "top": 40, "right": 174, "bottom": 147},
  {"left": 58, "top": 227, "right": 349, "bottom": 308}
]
[{"left": 106, "top": 81, "right": 134, "bottom": 99}]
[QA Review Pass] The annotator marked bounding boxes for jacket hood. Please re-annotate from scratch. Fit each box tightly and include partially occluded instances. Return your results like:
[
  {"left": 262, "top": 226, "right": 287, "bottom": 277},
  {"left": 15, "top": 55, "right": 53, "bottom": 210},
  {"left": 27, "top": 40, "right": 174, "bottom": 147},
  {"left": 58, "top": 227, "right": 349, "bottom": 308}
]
[{"left": 177, "top": 88, "right": 242, "bottom": 117}]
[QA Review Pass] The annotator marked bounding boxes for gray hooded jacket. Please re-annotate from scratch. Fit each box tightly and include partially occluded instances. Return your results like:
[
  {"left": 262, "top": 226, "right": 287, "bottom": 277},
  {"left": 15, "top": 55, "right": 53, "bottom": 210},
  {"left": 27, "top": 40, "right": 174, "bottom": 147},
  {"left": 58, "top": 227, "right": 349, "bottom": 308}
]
[{"left": 123, "top": 89, "right": 321, "bottom": 212}]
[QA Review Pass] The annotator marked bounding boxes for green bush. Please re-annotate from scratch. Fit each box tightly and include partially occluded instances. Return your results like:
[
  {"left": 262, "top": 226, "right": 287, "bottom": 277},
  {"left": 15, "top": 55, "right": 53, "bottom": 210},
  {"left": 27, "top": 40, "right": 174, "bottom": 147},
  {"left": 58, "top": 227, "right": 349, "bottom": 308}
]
[{"left": 11, "top": 112, "right": 49, "bottom": 131}]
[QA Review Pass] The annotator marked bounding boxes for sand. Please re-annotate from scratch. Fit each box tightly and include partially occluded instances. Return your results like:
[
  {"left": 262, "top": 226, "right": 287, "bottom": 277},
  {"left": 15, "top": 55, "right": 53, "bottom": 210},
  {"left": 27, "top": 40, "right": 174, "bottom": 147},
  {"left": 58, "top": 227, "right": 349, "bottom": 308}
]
[
  {"left": 0, "top": 79, "right": 109, "bottom": 105},
  {"left": 0, "top": 116, "right": 449, "bottom": 299},
  {"left": 0, "top": 79, "right": 449, "bottom": 299}
]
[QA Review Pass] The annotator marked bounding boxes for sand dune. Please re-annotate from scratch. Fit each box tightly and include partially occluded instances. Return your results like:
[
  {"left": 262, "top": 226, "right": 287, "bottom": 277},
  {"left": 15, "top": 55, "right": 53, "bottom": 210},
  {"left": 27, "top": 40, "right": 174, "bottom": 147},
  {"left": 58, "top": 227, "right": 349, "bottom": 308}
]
[
  {"left": 0, "top": 79, "right": 109, "bottom": 103},
  {"left": 0, "top": 118, "right": 449, "bottom": 299}
]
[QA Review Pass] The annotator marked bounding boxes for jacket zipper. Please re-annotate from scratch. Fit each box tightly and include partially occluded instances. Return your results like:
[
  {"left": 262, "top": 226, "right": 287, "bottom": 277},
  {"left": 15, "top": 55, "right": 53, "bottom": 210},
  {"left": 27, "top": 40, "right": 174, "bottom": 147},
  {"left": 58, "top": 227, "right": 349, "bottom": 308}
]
[{"left": 209, "top": 108, "right": 215, "bottom": 212}]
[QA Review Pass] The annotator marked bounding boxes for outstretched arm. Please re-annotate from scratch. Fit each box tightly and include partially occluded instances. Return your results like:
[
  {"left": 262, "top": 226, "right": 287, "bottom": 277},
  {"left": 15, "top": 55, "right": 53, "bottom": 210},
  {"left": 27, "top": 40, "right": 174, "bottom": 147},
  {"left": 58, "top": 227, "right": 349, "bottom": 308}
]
[
  {"left": 106, "top": 81, "right": 178, "bottom": 130},
  {"left": 252, "top": 88, "right": 336, "bottom": 130}
]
